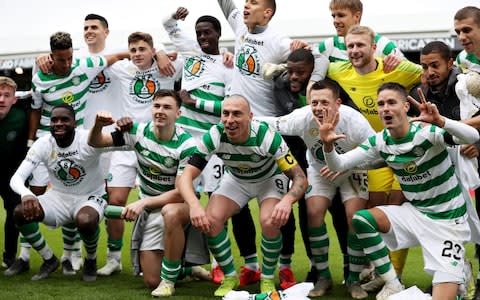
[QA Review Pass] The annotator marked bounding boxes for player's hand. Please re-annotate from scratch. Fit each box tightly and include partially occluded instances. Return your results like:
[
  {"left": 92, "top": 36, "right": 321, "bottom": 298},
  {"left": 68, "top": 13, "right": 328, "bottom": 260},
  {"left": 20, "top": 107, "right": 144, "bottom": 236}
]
[
  {"left": 179, "top": 89, "right": 196, "bottom": 106},
  {"left": 21, "top": 195, "right": 42, "bottom": 221},
  {"left": 95, "top": 111, "right": 115, "bottom": 127},
  {"left": 122, "top": 200, "right": 146, "bottom": 221},
  {"left": 173, "top": 7, "right": 189, "bottom": 20},
  {"left": 315, "top": 107, "right": 345, "bottom": 144},
  {"left": 290, "top": 39, "right": 311, "bottom": 51},
  {"left": 320, "top": 165, "right": 343, "bottom": 181},
  {"left": 189, "top": 204, "right": 210, "bottom": 233},
  {"left": 167, "top": 52, "right": 178, "bottom": 61},
  {"left": 460, "top": 144, "right": 480, "bottom": 158},
  {"left": 156, "top": 51, "right": 176, "bottom": 77},
  {"left": 270, "top": 199, "right": 292, "bottom": 228},
  {"left": 222, "top": 50, "right": 234, "bottom": 68},
  {"left": 383, "top": 54, "right": 401, "bottom": 73},
  {"left": 116, "top": 117, "right": 133, "bottom": 132},
  {"left": 36, "top": 54, "right": 53, "bottom": 74},
  {"left": 408, "top": 88, "right": 444, "bottom": 126}
]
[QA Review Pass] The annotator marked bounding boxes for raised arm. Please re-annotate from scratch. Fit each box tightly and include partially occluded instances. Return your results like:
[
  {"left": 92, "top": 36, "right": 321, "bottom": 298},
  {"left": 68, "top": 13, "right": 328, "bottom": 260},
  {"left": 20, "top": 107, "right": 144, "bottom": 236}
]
[
  {"left": 88, "top": 111, "right": 118, "bottom": 147},
  {"left": 408, "top": 90, "right": 480, "bottom": 144},
  {"left": 217, "top": 0, "right": 237, "bottom": 19}
]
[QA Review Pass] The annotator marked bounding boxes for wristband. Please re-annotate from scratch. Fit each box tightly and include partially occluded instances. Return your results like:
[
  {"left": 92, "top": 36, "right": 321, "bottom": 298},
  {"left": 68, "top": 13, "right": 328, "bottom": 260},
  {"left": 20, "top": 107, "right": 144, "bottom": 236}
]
[{"left": 27, "top": 139, "right": 35, "bottom": 148}]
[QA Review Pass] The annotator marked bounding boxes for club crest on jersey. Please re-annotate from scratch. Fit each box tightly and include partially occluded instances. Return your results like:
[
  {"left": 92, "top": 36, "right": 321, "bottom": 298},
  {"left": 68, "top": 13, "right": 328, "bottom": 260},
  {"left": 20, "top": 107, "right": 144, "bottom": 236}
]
[
  {"left": 89, "top": 71, "right": 111, "bottom": 93},
  {"left": 54, "top": 158, "right": 86, "bottom": 186},
  {"left": 163, "top": 157, "right": 176, "bottom": 168},
  {"left": 129, "top": 74, "right": 159, "bottom": 104},
  {"left": 6, "top": 131, "right": 17, "bottom": 142},
  {"left": 236, "top": 45, "right": 260, "bottom": 76},
  {"left": 184, "top": 57, "right": 206, "bottom": 80},
  {"left": 61, "top": 92, "right": 75, "bottom": 104},
  {"left": 250, "top": 154, "right": 261, "bottom": 162},
  {"left": 72, "top": 76, "right": 81, "bottom": 86},
  {"left": 412, "top": 146, "right": 425, "bottom": 157}
]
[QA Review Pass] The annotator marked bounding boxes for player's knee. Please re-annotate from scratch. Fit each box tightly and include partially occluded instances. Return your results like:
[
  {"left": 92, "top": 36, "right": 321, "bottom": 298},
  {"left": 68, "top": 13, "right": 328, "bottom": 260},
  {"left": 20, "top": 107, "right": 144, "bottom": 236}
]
[
  {"left": 162, "top": 205, "right": 187, "bottom": 227},
  {"left": 351, "top": 209, "right": 378, "bottom": 234},
  {"left": 76, "top": 209, "right": 99, "bottom": 234},
  {"left": 13, "top": 204, "right": 26, "bottom": 225}
]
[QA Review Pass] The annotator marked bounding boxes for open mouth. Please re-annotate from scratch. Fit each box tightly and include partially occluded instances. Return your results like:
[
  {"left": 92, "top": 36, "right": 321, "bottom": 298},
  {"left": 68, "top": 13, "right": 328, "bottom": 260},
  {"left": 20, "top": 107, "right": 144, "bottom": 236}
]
[
  {"left": 53, "top": 128, "right": 66, "bottom": 136},
  {"left": 382, "top": 115, "right": 393, "bottom": 123}
]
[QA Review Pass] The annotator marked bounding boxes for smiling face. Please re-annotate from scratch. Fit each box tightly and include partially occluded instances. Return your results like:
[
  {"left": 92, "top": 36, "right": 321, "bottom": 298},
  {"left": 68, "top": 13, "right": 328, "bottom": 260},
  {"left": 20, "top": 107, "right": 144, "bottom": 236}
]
[
  {"left": 377, "top": 89, "right": 410, "bottom": 137},
  {"left": 287, "top": 60, "right": 314, "bottom": 93},
  {"left": 309, "top": 88, "right": 341, "bottom": 123},
  {"left": 83, "top": 19, "right": 109, "bottom": 51},
  {"left": 221, "top": 96, "right": 252, "bottom": 144},
  {"left": 129, "top": 40, "right": 155, "bottom": 70},
  {"left": 346, "top": 32, "right": 376, "bottom": 69},
  {"left": 331, "top": 7, "right": 361, "bottom": 37},
  {"left": 420, "top": 52, "right": 453, "bottom": 90},
  {"left": 195, "top": 22, "right": 220, "bottom": 55},
  {"left": 151, "top": 95, "right": 180, "bottom": 129},
  {"left": 50, "top": 106, "right": 76, "bottom": 146},
  {"left": 454, "top": 17, "right": 480, "bottom": 55}
]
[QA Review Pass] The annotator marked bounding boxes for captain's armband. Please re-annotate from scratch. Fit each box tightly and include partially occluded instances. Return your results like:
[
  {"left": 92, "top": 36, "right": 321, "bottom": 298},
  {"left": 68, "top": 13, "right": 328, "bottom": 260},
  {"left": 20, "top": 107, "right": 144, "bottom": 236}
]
[{"left": 276, "top": 151, "right": 298, "bottom": 172}]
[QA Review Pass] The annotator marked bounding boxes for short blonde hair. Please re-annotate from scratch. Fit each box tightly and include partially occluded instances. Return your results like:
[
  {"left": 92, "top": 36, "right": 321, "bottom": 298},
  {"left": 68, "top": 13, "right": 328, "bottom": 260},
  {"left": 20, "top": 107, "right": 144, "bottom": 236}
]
[
  {"left": 0, "top": 76, "right": 17, "bottom": 90},
  {"left": 329, "top": 0, "right": 363, "bottom": 15},
  {"left": 346, "top": 25, "right": 375, "bottom": 45}
]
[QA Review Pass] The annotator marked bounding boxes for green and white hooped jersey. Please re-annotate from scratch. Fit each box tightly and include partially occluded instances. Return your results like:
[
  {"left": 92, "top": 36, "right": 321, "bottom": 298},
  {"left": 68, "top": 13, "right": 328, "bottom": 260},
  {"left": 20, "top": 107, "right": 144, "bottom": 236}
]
[
  {"left": 456, "top": 50, "right": 480, "bottom": 73},
  {"left": 317, "top": 34, "right": 403, "bottom": 63},
  {"left": 226, "top": 7, "right": 292, "bottom": 117},
  {"left": 197, "top": 120, "right": 289, "bottom": 183},
  {"left": 31, "top": 56, "right": 107, "bottom": 137},
  {"left": 263, "top": 105, "right": 374, "bottom": 171},
  {"left": 357, "top": 123, "right": 465, "bottom": 220},
  {"left": 163, "top": 16, "right": 232, "bottom": 137},
  {"left": 109, "top": 59, "right": 183, "bottom": 123},
  {"left": 123, "top": 122, "right": 197, "bottom": 197}
]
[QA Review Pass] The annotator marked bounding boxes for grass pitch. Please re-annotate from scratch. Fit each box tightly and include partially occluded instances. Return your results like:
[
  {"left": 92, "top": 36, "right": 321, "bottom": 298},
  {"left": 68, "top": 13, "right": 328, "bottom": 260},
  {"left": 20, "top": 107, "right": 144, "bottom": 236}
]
[{"left": 0, "top": 190, "right": 476, "bottom": 299}]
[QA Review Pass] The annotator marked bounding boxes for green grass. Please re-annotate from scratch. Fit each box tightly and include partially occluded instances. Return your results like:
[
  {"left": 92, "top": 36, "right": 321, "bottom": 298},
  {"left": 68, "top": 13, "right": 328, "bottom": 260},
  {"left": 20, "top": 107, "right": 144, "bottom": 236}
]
[{"left": 0, "top": 189, "right": 477, "bottom": 299}]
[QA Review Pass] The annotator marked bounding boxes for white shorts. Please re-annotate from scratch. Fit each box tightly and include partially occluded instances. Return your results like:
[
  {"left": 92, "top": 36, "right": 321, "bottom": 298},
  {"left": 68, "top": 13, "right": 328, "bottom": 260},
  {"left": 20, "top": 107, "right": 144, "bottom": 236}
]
[
  {"left": 191, "top": 133, "right": 223, "bottom": 192},
  {"left": 39, "top": 188, "right": 107, "bottom": 228},
  {"left": 212, "top": 172, "right": 289, "bottom": 208},
  {"left": 379, "top": 202, "right": 470, "bottom": 282},
  {"left": 29, "top": 162, "right": 49, "bottom": 187},
  {"left": 198, "top": 155, "right": 223, "bottom": 192},
  {"left": 139, "top": 209, "right": 165, "bottom": 251},
  {"left": 99, "top": 152, "right": 112, "bottom": 180},
  {"left": 305, "top": 167, "right": 368, "bottom": 202},
  {"left": 107, "top": 151, "right": 137, "bottom": 188}
]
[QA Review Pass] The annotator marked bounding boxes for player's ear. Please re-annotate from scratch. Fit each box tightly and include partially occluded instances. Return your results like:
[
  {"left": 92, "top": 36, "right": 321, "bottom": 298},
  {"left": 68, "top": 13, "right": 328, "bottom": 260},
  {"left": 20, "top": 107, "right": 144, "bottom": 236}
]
[{"left": 404, "top": 100, "right": 410, "bottom": 112}]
